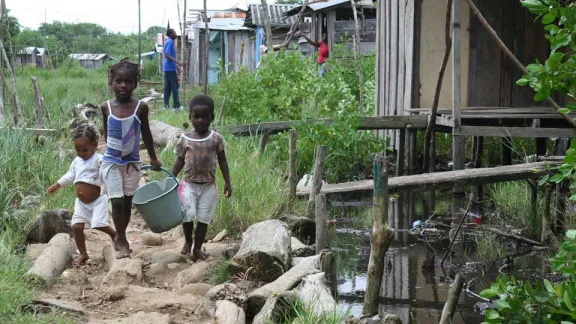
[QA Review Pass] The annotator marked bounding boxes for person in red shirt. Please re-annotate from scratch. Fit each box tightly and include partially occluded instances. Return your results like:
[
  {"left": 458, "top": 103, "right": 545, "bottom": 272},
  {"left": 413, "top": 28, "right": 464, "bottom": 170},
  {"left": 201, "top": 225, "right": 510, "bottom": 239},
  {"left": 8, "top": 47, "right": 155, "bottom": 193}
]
[{"left": 300, "top": 33, "right": 329, "bottom": 77}]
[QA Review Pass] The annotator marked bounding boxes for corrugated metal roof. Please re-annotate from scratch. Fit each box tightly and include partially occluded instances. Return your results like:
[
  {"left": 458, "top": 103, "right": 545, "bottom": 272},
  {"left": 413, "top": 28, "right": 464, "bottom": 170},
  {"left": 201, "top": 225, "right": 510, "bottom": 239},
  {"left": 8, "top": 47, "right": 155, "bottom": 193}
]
[
  {"left": 69, "top": 53, "right": 111, "bottom": 61},
  {"left": 284, "top": 0, "right": 373, "bottom": 17},
  {"left": 246, "top": 4, "right": 297, "bottom": 27},
  {"left": 36, "top": 47, "right": 45, "bottom": 55},
  {"left": 193, "top": 18, "right": 252, "bottom": 31},
  {"left": 17, "top": 47, "right": 39, "bottom": 55}
]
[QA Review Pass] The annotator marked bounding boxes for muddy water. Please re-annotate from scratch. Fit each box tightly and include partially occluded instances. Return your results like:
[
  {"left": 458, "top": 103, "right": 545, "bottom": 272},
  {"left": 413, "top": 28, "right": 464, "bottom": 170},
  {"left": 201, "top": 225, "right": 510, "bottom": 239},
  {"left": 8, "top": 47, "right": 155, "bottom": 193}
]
[{"left": 330, "top": 196, "right": 550, "bottom": 324}]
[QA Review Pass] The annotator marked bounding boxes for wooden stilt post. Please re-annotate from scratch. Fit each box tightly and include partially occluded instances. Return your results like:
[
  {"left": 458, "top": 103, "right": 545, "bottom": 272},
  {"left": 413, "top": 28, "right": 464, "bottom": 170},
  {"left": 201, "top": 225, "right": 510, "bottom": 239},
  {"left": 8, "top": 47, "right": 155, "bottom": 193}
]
[
  {"left": 31, "top": 77, "right": 44, "bottom": 128},
  {"left": 315, "top": 193, "right": 327, "bottom": 254},
  {"left": 542, "top": 184, "right": 552, "bottom": 244},
  {"left": 452, "top": 0, "right": 466, "bottom": 222},
  {"left": 362, "top": 156, "right": 393, "bottom": 316},
  {"left": 259, "top": 132, "right": 269, "bottom": 156},
  {"left": 260, "top": 0, "right": 273, "bottom": 50},
  {"left": 471, "top": 136, "right": 484, "bottom": 208},
  {"left": 306, "top": 145, "right": 327, "bottom": 219},
  {"left": 202, "top": 0, "right": 209, "bottom": 94},
  {"left": 502, "top": 137, "right": 512, "bottom": 166},
  {"left": 439, "top": 273, "right": 465, "bottom": 324},
  {"left": 530, "top": 179, "right": 538, "bottom": 229},
  {"left": 536, "top": 138, "right": 547, "bottom": 157},
  {"left": 288, "top": 130, "right": 298, "bottom": 205},
  {"left": 397, "top": 129, "right": 406, "bottom": 176},
  {"left": 554, "top": 138, "right": 569, "bottom": 235}
]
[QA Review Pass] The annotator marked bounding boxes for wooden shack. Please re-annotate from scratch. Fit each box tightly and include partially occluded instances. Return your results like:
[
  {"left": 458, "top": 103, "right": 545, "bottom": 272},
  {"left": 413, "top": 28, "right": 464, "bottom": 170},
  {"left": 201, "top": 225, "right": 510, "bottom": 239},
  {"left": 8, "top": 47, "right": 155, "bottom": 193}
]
[
  {"left": 188, "top": 9, "right": 255, "bottom": 86},
  {"left": 69, "top": 53, "right": 114, "bottom": 69},
  {"left": 284, "top": 0, "right": 377, "bottom": 58},
  {"left": 244, "top": 4, "right": 298, "bottom": 64},
  {"left": 14, "top": 47, "right": 39, "bottom": 67}
]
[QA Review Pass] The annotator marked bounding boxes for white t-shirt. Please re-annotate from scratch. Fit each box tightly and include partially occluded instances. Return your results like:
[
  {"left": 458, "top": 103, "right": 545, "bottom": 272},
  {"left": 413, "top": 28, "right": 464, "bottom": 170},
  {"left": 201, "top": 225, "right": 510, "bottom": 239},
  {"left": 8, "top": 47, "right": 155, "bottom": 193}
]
[{"left": 57, "top": 153, "right": 102, "bottom": 187}]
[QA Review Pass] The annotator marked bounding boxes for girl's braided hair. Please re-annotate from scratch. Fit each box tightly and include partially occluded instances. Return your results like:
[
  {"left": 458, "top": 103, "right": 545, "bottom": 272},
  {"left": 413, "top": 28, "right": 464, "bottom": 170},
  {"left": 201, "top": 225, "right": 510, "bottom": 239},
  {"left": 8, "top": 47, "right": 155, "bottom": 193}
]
[
  {"left": 72, "top": 123, "right": 99, "bottom": 143},
  {"left": 108, "top": 57, "right": 141, "bottom": 84}
]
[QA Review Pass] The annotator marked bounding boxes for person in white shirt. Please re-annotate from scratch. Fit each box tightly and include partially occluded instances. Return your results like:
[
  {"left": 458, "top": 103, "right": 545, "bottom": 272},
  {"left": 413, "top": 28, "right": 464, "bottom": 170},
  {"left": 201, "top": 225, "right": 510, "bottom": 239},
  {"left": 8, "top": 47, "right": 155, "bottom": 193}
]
[{"left": 48, "top": 124, "right": 116, "bottom": 266}]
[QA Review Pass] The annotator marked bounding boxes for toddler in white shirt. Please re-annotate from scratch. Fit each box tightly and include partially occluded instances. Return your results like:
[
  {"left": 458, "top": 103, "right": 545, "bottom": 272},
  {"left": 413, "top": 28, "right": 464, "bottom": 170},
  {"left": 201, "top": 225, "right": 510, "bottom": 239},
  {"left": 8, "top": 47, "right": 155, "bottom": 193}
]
[{"left": 48, "top": 124, "right": 116, "bottom": 266}]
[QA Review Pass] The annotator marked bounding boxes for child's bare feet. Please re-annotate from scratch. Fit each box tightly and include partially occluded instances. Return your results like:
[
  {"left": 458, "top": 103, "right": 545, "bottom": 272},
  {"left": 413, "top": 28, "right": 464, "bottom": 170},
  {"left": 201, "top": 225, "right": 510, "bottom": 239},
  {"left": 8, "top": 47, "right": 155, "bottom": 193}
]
[
  {"left": 191, "top": 249, "right": 209, "bottom": 262},
  {"left": 114, "top": 237, "right": 131, "bottom": 259},
  {"left": 180, "top": 240, "right": 192, "bottom": 256},
  {"left": 73, "top": 254, "right": 90, "bottom": 266}
]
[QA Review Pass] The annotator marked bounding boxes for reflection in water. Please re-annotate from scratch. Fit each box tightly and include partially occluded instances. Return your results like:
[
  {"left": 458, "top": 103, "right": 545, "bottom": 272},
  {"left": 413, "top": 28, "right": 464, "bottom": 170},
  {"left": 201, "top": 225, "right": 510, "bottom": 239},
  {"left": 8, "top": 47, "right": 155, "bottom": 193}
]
[{"left": 332, "top": 193, "right": 514, "bottom": 324}]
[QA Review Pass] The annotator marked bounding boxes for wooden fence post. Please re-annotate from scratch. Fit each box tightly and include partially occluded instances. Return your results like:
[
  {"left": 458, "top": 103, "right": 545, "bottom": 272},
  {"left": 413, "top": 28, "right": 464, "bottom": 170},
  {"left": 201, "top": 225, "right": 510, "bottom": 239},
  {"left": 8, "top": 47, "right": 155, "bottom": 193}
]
[
  {"left": 259, "top": 132, "right": 270, "bottom": 156},
  {"left": 306, "top": 145, "right": 327, "bottom": 219},
  {"left": 439, "top": 273, "right": 465, "bottom": 324},
  {"left": 315, "top": 193, "right": 327, "bottom": 254},
  {"left": 363, "top": 156, "right": 393, "bottom": 316},
  {"left": 31, "top": 77, "right": 44, "bottom": 128},
  {"left": 288, "top": 130, "right": 298, "bottom": 204}
]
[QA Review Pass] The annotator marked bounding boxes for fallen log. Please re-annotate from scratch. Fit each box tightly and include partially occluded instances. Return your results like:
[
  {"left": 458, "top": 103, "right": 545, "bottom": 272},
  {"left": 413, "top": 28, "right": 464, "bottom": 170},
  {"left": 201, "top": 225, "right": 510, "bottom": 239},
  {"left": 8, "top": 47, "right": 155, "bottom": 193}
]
[
  {"left": 149, "top": 120, "right": 184, "bottom": 148},
  {"left": 26, "top": 233, "right": 74, "bottom": 286},
  {"left": 291, "top": 237, "right": 314, "bottom": 257},
  {"left": 247, "top": 255, "right": 321, "bottom": 316},
  {"left": 474, "top": 226, "right": 545, "bottom": 247},
  {"left": 228, "top": 220, "right": 291, "bottom": 283},
  {"left": 295, "top": 272, "right": 338, "bottom": 317},
  {"left": 214, "top": 300, "right": 246, "bottom": 324},
  {"left": 101, "top": 245, "right": 143, "bottom": 288},
  {"left": 252, "top": 291, "right": 297, "bottom": 324}
]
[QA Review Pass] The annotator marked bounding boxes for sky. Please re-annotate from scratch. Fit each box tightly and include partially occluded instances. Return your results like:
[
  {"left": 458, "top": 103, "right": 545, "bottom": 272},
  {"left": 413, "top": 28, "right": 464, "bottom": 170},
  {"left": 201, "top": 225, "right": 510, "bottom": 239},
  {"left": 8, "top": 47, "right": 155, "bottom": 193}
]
[{"left": 7, "top": 0, "right": 268, "bottom": 34}]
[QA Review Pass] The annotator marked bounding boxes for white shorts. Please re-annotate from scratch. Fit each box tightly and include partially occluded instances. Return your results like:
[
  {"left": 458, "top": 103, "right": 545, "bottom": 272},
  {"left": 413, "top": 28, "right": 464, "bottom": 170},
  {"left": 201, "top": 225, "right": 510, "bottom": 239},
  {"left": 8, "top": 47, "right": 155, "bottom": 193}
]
[
  {"left": 178, "top": 180, "right": 218, "bottom": 224},
  {"left": 72, "top": 195, "right": 109, "bottom": 228},
  {"left": 100, "top": 161, "right": 141, "bottom": 199}
]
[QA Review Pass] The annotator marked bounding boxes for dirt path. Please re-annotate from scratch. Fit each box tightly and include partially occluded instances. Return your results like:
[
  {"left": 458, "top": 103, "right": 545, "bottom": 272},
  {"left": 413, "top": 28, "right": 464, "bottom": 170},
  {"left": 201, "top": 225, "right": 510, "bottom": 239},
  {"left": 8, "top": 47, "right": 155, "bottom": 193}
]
[{"left": 33, "top": 148, "right": 234, "bottom": 323}]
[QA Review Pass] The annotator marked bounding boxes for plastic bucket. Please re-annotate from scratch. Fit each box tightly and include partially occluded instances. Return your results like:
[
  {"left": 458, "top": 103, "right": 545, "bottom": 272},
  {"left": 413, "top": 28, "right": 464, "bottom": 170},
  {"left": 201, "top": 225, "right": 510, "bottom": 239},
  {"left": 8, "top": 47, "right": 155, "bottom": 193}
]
[{"left": 133, "top": 166, "right": 183, "bottom": 233}]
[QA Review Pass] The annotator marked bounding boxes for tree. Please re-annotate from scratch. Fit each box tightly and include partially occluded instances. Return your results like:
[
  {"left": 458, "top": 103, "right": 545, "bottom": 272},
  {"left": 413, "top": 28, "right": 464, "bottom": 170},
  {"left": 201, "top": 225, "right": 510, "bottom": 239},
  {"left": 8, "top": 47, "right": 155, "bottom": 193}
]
[
  {"left": 145, "top": 26, "right": 166, "bottom": 37},
  {"left": 518, "top": 0, "right": 576, "bottom": 187}
]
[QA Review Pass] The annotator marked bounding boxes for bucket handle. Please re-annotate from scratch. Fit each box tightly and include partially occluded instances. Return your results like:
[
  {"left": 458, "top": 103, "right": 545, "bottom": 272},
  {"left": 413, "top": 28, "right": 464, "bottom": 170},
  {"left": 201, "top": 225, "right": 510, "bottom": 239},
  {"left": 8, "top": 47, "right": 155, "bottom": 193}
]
[{"left": 141, "top": 165, "right": 180, "bottom": 186}]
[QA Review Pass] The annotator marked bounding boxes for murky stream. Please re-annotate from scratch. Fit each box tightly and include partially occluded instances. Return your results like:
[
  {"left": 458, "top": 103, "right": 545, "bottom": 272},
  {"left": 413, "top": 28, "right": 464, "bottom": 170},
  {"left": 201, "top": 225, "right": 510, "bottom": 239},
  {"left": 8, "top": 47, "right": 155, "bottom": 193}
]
[{"left": 330, "top": 195, "right": 551, "bottom": 323}]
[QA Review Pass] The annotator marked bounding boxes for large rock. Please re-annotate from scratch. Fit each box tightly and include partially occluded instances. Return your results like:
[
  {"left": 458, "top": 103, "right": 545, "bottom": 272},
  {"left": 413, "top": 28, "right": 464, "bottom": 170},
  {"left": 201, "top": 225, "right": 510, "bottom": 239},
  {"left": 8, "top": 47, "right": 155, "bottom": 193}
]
[
  {"left": 146, "top": 263, "right": 169, "bottom": 277},
  {"left": 228, "top": 220, "right": 291, "bottom": 282},
  {"left": 149, "top": 120, "right": 183, "bottom": 149},
  {"left": 252, "top": 291, "right": 298, "bottom": 324},
  {"left": 214, "top": 300, "right": 246, "bottom": 324},
  {"left": 89, "top": 312, "right": 170, "bottom": 324},
  {"left": 150, "top": 251, "right": 186, "bottom": 265},
  {"left": 141, "top": 233, "right": 163, "bottom": 246},
  {"left": 295, "top": 272, "right": 337, "bottom": 318},
  {"left": 279, "top": 215, "right": 315, "bottom": 244},
  {"left": 291, "top": 237, "right": 315, "bottom": 257},
  {"left": 26, "top": 243, "right": 47, "bottom": 261},
  {"left": 102, "top": 245, "right": 143, "bottom": 288},
  {"left": 177, "top": 283, "right": 214, "bottom": 296},
  {"left": 171, "top": 261, "right": 209, "bottom": 290},
  {"left": 247, "top": 255, "right": 321, "bottom": 316},
  {"left": 26, "top": 209, "right": 72, "bottom": 244}
]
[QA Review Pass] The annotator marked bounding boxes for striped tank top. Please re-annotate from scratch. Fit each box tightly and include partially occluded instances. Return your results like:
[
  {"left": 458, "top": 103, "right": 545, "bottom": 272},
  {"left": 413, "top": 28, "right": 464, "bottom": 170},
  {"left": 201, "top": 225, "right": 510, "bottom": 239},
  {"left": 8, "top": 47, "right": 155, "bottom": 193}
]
[{"left": 103, "top": 100, "right": 142, "bottom": 165}]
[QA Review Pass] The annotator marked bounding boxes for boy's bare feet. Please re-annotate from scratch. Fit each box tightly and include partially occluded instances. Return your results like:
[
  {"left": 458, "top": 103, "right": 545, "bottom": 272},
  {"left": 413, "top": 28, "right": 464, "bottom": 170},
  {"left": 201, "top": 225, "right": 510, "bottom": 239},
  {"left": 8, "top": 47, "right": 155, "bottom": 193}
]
[
  {"left": 190, "top": 249, "right": 209, "bottom": 262},
  {"left": 180, "top": 240, "right": 192, "bottom": 256},
  {"left": 114, "top": 237, "right": 131, "bottom": 259},
  {"left": 73, "top": 254, "right": 90, "bottom": 266}
]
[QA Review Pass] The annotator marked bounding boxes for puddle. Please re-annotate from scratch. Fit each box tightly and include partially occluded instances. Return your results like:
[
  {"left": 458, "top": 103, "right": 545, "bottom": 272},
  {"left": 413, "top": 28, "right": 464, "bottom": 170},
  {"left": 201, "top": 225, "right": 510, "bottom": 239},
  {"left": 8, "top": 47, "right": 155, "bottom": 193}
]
[{"left": 330, "top": 194, "right": 551, "bottom": 323}]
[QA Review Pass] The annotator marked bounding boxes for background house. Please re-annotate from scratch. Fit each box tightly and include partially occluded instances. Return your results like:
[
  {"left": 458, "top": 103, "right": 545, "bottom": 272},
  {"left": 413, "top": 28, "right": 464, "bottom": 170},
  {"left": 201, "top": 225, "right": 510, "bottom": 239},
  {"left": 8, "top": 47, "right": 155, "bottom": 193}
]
[
  {"left": 14, "top": 47, "right": 39, "bottom": 67},
  {"left": 69, "top": 53, "right": 114, "bottom": 69}
]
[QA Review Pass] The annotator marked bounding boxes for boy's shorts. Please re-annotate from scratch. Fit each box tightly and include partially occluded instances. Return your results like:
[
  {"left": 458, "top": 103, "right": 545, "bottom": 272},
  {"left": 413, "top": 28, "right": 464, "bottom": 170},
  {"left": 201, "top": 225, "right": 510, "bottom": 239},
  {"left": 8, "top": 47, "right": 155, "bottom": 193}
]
[
  {"left": 178, "top": 180, "right": 217, "bottom": 224},
  {"left": 100, "top": 161, "right": 141, "bottom": 199},
  {"left": 72, "top": 195, "right": 109, "bottom": 228}
]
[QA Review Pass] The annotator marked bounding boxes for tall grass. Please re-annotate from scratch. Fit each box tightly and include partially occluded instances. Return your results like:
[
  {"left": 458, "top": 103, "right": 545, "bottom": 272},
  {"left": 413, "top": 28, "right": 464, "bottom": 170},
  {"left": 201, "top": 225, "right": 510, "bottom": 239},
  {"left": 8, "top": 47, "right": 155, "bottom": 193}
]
[
  {"left": 0, "top": 130, "right": 75, "bottom": 322},
  {"left": 489, "top": 182, "right": 542, "bottom": 238}
]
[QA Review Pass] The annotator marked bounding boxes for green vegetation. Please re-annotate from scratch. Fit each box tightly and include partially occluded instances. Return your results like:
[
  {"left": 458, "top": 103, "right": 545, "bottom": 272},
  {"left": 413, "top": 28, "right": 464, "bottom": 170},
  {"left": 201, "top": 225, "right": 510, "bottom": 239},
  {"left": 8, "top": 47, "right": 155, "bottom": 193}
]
[
  {"left": 277, "top": 297, "right": 350, "bottom": 324},
  {"left": 489, "top": 182, "right": 542, "bottom": 238},
  {"left": 481, "top": 230, "right": 576, "bottom": 323},
  {"left": 207, "top": 257, "right": 230, "bottom": 285}
]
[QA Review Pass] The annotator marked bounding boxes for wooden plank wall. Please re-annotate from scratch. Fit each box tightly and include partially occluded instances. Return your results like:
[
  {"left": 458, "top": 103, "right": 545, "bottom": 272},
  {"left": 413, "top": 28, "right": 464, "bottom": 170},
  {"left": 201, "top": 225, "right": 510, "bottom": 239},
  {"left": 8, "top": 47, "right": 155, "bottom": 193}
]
[{"left": 375, "top": 0, "right": 415, "bottom": 149}]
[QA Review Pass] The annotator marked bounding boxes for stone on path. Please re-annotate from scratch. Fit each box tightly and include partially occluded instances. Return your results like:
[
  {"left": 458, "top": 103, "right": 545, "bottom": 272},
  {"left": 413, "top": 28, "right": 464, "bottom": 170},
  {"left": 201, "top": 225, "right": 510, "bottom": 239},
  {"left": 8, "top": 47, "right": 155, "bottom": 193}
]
[
  {"left": 26, "top": 233, "right": 75, "bottom": 286},
  {"left": 146, "top": 263, "right": 169, "bottom": 277},
  {"left": 228, "top": 220, "right": 291, "bottom": 283},
  {"left": 210, "top": 229, "right": 228, "bottom": 242},
  {"left": 26, "top": 243, "right": 47, "bottom": 261},
  {"left": 142, "top": 233, "right": 163, "bottom": 246},
  {"left": 32, "top": 298, "right": 88, "bottom": 318},
  {"left": 214, "top": 300, "right": 246, "bottom": 324},
  {"left": 252, "top": 291, "right": 297, "bottom": 324},
  {"left": 205, "top": 283, "right": 247, "bottom": 317},
  {"left": 177, "top": 283, "right": 214, "bottom": 296},
  {"left": 171, "top": 261, "right": 209, "bottom": 290},
  {"left": 150, "top": 251, "right": 186, "bottom": 265},
  {"left": 295, "top": 272, "right": 337, "bottom": 318},
  {"left": 102, "top": 245, "right": 143, "bottom": 288},
  {"left": 89, "top": 311, "right": 170, "bottom": 324}
]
